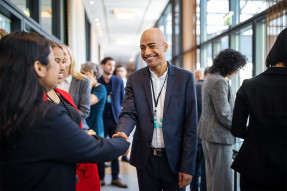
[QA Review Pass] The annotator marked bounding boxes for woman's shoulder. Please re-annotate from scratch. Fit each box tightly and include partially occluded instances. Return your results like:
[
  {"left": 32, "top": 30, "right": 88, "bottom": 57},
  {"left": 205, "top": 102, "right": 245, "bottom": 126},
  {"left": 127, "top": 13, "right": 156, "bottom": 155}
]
[{"left": 93, "top": 83, "right": 107, "bottom": 94}]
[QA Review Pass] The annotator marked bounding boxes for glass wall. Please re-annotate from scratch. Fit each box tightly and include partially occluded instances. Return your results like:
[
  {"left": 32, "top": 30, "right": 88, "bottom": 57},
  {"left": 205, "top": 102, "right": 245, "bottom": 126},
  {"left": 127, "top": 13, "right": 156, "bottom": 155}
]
[
  {"left": 230, "top": 26, "right": 253, "bottom": 93},
  {"left": 41, "top": 0, "right": 52, "bottom": 34},
  {"left": 157, "top": 4, "right": 172, "bottom": 61},
  {"left": 1, "top": 0, "right": 68, "bottom": 44},
  {"left": 0, "top": 13, "right": 11, "bottom": 33},
  {"left": 205, "top": 0, "right": 229, "bottom": 40},
  {"left": 240, "top": 0, "right": 266, "bottom": 23},
  {"left": 9, "top": 0, "right": 31, "bottom": 17},
  {"left": 197, "top": 0, "right": 270, "bottom": 94}
]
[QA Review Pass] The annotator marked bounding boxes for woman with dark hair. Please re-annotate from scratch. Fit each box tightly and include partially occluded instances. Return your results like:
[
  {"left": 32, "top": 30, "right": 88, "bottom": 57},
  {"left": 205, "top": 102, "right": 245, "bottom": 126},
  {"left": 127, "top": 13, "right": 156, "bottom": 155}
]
[
  {"left": 0, "top": 31, "right": 129, "bottom": 191},
  {"left": 231, "top": 28, "right": 287, "bottom": 190},
  {"left": 198, "top": 48, "right": 247, "bottom": 191}
]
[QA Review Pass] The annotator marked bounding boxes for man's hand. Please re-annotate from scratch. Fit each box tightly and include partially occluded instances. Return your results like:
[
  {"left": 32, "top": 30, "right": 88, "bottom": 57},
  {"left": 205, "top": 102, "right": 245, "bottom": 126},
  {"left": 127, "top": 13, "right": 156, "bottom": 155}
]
[
  {"left": 178, "top": 172, "right": 192, "bottom": 188},
  {"left": 112, "top": 132, "right": 128, "bottom": 141},
  {"left": 112, "top": 132, "right": 130, "bottom": 156}
]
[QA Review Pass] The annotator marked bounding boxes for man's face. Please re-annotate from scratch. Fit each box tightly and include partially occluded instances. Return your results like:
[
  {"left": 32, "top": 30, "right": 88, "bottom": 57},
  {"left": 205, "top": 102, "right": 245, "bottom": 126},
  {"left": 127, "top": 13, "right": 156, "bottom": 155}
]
[
  {"left": 116, "top": 67, "right": 127, "bottom": 79},
  {"left": 140, "top": 30, "right": 167, "bottom": 69},
  {"left": 101, "top": 59, "right": 116, "bottom": 75},
  {"left": 194, "top": 71, "right": 203, "bottom": 83}
]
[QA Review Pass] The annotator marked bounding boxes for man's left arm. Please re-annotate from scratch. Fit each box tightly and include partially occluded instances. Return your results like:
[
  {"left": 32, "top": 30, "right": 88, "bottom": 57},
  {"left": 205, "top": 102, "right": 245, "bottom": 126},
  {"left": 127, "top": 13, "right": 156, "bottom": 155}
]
[{"left": 179, "top": 72, "right": 198, "bottom": 188}]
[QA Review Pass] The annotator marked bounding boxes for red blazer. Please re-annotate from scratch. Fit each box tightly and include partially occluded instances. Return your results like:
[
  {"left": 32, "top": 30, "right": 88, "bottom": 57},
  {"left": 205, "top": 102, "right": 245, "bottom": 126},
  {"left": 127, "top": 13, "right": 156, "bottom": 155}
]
[{"left": 44, "top": 88, "right": 100, "bottom": 191}]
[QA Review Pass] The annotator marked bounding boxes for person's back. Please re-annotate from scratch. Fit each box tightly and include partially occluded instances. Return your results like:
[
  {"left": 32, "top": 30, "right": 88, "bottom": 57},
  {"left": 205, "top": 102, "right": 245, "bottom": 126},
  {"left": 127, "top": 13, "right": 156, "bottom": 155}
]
[{"left": 231, "top": 67, "right": 287, "bottom": 185}]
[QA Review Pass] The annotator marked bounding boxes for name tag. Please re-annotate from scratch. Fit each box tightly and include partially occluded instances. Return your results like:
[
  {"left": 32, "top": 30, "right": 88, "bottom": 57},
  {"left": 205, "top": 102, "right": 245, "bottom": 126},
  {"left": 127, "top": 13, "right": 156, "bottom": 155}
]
[
  {"left": 154, "top": 115, "right": 163, "bottom": 129},
  {"left": 107, "top": 95, "right": 111, "bottom": 103}
]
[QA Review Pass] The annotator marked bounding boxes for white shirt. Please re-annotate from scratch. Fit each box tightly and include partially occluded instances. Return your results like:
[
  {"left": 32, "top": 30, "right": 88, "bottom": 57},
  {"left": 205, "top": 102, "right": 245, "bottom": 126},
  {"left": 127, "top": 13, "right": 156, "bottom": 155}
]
[
  {"left": 150, "top": 69, "right": 168, "bottom": 148},
  {"left": 58, "top": 75, "right": 72, "bottom": 92}
]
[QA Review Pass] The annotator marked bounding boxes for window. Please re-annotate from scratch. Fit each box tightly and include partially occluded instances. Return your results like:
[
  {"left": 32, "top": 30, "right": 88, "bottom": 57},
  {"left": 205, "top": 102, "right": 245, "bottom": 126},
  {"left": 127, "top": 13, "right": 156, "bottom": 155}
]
[
  {"left": 157, "top": 4, "right": 172, "bottom": 62},
  {"left": 212, "top": 36, "right": 229, "bottom": 58},
  {"left": 0, "top": 13, "right": 11, "bottom": 33},
  {"left": 230, "top": 26, "right": 253, "bottom": 93},
  {"left": 205, "top": 0, "right": 229, "bottom": 40},
  {"left": 9, "top": 0, "right": 31, "bottom": 17},
  {"left": 240, "top": 0, "right": 266, "bottom": 23},
  {"left": 41, "top": 0, "right": 52, "bottom": 34}
]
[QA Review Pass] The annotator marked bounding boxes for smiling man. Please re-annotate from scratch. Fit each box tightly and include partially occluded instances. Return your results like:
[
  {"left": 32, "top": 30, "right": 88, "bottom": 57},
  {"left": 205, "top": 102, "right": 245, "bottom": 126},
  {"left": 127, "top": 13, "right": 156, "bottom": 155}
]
[{"left": 115, "top": 28, "right": 198, "bottom": 191}]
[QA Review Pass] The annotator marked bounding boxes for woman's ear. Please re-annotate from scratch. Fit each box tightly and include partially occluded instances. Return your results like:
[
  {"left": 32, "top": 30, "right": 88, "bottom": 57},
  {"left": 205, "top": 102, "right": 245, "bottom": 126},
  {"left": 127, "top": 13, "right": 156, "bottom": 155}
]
[{"left": 34, "top": 61, "right": 47, "bottom": 78}]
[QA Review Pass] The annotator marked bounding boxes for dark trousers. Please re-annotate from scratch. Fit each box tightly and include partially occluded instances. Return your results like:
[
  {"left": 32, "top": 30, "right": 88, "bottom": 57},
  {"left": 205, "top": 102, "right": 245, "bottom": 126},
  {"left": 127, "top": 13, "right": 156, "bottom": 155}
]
[
  {"left": 98, "top": 115, "right": 119, "bottom": 180},
  {"left": 190, "top": 144, "right": 206, "bottom": 191},
  {"left": 136, "top": 150, "right": 185, "bottom": 191}
]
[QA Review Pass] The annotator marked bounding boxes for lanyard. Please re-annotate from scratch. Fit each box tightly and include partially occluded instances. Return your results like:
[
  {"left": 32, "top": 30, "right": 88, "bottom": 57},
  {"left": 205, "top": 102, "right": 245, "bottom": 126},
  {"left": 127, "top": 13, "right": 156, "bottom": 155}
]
[{"left": 150, "top": 73, "right": 168, "bottom": 113}]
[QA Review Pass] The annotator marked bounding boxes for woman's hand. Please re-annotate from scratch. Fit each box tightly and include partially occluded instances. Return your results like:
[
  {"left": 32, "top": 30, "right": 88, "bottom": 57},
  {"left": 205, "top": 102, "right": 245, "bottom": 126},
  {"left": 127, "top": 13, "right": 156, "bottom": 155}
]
[{"left": 87, "top": 129, "right": 96, "bottom": 136}]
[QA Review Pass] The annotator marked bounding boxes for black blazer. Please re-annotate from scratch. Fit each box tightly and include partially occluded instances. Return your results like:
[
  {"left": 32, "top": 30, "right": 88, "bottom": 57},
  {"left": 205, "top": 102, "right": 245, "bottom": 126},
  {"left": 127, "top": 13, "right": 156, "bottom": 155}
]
[
  {"left": 98, "top": 75, "right": 124, "bottom": 123},
  {"left": 231, "top": 67, "right": 287, "bottom": 187},
  {"left": 116, "top": 62, "right": 198, "bottom": 175},
  {"left": 0, "top": 104, "right": 129, "bottom": 191}
]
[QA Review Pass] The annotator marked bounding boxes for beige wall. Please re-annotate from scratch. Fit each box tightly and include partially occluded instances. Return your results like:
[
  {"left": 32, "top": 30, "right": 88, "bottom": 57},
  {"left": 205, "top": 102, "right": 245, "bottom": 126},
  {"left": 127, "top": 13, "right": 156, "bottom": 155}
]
[{"left": 182, "top": 0, "right": 197, "bottom": 72}]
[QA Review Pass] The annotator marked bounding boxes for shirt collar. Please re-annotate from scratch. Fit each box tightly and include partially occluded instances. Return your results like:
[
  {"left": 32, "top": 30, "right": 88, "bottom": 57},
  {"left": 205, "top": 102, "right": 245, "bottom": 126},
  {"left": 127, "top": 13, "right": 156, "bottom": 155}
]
[
  {"left": 149, "top": 68, "right": 168, "bottom": 80},
  {"left": 65, "top": 75, "right": 72, "bottom": 84}
]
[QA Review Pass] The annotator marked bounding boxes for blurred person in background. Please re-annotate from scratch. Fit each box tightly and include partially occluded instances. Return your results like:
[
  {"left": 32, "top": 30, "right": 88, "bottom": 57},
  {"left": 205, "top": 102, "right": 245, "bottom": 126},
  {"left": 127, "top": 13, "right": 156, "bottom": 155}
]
[
  {"left": 98, "top": 57, "right": 126, "bottom": 188},
  {"left": 231, "top": 28, "right": 287, "bottom": 191},
  {"left": 115, "top": 64, "right": 130, "bottom": 162},
  {"left": 198, "top": 49, "right": 246, "bottom": 191},
  {"left": 57, "top": 45, "right": 90, "bottom": 130},
  {"left": 116, "top": 64, "right": 128, "bottom": 88},
  {"left": 81, "top": 62, "right": 106, "bottom": 138},
  {"left": 0, "top": 31, "right": 130, "bottom": 191},
  {"left": 190, "top": 67, "right": 210, "bottom": 191}
]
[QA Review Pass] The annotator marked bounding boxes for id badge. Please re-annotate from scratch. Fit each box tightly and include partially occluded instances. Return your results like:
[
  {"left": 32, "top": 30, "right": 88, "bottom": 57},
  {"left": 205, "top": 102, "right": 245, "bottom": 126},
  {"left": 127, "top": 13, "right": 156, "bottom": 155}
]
[
  {"left": 107, "top": 95, "right": 111, "bottom": 103},
  {"left": 154, "top": 115, "right": 163, "bottom": 129}
]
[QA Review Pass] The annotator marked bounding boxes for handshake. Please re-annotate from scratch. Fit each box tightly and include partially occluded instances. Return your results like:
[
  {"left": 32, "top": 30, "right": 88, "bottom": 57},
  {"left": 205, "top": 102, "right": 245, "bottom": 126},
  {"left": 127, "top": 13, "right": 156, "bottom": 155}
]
[{"left": 112, "top": 132, "right": 130, "bottom": 156}]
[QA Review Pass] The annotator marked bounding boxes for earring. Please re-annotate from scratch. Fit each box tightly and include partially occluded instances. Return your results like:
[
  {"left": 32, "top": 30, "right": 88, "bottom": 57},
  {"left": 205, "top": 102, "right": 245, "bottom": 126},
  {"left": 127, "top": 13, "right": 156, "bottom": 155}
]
[{"left": 42, "top": 73, "right": 45, "bottom": 77}]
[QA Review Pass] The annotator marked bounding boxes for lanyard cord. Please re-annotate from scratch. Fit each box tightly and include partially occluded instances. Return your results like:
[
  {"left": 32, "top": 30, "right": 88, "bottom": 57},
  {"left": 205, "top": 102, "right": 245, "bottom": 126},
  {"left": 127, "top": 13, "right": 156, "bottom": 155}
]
[{"left": 150, "top": 73, "right": 168, "bottom": 113}]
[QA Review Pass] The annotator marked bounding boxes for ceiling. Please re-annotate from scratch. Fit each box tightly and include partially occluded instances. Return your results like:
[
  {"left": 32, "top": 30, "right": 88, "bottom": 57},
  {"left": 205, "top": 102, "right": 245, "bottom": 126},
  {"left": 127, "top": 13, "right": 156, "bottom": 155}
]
[{"left": 82, "top": 0, "right": 169, "bottom": 65}]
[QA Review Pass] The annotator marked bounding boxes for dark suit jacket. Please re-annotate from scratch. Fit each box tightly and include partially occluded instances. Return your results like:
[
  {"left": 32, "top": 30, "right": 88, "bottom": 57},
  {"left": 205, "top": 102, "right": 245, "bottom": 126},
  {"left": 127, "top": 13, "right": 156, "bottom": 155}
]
[
  {"left": 231, "top": 67, "right": 287, "bottom": 187},
  {"left": 98, "top": 75, "right": 124, "bottom": 123},
  {"left": 116, "top": 62, "right": 198, "bottom": 175},
  {"left": 195, "top": 79, "right": 204, "bottom": 120},
  {"left": 0, "top": 104, "right": 129, "bottom": 191}
]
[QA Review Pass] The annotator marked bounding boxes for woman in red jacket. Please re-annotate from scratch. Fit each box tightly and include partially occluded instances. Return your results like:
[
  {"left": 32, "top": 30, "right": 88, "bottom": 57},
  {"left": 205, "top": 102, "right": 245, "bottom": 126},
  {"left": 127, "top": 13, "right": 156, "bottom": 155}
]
[{"left": 45, "top": 41, "right": 100, "bottom": 191}]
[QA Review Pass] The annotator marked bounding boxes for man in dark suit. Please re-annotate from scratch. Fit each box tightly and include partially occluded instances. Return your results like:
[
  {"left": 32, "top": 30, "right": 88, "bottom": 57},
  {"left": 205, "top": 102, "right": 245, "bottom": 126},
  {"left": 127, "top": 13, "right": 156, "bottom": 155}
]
[
  {"left": 97, "top": 57, "right": 126, "bottom": 188},
  {"left": 115, "top": 28, "right": 198, "bottom": 190}
]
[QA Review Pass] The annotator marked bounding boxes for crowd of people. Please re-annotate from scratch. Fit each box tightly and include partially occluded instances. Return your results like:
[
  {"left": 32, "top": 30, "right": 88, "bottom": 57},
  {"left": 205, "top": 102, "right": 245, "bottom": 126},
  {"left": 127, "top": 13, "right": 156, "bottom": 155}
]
[{"left": 0, "top": 27, "right": 286, "bottom": 191}]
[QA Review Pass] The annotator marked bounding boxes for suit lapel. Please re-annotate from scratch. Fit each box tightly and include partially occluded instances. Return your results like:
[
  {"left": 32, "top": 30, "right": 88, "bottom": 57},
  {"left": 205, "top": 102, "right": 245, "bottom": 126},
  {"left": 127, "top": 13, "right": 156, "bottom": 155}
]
[
  {"left": 142, "top": 67, "right": 153, "bottom": 114},
  {"left": 69, "top": 78, "right": 76, "bottom": 95},
  {"left": 163, "top": 63, "right": 176, "bottom": 116}
]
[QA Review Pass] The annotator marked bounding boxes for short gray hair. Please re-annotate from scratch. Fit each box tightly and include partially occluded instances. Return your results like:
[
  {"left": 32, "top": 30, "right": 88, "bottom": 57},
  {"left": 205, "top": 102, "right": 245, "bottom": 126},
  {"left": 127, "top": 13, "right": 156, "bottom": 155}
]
[{"left": 81, "top": 62, "right": 102, "bottom": 79}]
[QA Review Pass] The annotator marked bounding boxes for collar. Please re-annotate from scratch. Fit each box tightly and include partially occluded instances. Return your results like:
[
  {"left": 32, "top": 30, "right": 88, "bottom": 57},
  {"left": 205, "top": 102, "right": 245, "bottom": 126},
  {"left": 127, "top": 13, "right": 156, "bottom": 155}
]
[
  {"left": 149, "top": 67, "right": 168, "bottom": 80},
  {"left": 262, "top": 67, "right": 287, "bottom": 75},
  {"left": 65, "top": 75, "right": 72, "bottom": 83}
]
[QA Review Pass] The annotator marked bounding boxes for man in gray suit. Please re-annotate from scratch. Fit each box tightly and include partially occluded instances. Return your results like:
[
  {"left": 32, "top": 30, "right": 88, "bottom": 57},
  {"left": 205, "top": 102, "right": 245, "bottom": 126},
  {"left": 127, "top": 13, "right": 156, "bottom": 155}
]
[{"left": 114, "top": 28, "right": 198, "bottom": 190}]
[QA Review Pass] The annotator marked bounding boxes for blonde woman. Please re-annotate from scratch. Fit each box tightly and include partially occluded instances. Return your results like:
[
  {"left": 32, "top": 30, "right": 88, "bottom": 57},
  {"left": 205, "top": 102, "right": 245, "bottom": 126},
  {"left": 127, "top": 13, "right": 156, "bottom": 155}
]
[{"left": 58, "top": 46, "right": 90, "bottom": 130}]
